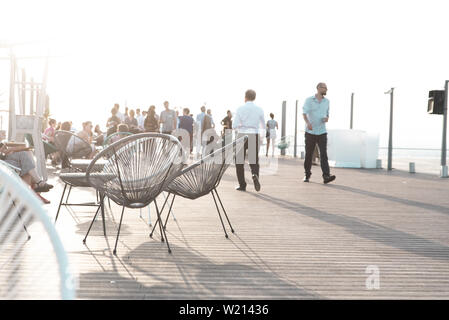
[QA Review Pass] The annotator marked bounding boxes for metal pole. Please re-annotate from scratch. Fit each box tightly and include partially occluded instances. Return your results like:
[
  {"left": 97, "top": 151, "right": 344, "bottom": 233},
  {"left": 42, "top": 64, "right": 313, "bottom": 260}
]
[
  {"left": 294, "top": 100, "right": 298, "bottom": 157},
  {"left": 387, "top": 88, "right": 394, "bottom": 171},
  {"left": 8, "top": 52, "right": 15, "bottom": 140},
  {"left": 21, "top": 68, "right": 26, "bottom": 115},
  {"left": 30, "top": 78, "right": 34, "bottom": 115},
  {"left": 440, "top": 80, "right": 448, "bottom": 178},
  {"left": 350, "top": 92, "right": 354, "bottom": 129},
  {"left": 281, "top": 101, "right": 286, "bottom": 156}
]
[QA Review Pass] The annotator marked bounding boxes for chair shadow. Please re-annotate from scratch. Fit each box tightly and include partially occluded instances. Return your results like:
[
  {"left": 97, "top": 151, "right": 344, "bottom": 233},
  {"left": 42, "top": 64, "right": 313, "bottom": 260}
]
[
  {"left": 326, "top": 183, "right": 449, "bottom": 216},
  {"left": 246, "top": 192, "right": 449, "bottom": 262},
  {"left": 76, "top": 242, "right": 320, "bottom": 299}
]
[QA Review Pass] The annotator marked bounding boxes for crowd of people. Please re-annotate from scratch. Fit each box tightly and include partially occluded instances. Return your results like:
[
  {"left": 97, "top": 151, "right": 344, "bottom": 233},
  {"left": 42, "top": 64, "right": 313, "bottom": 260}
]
[{"left": 1, "top": 84, "right": 342, "bottom": 205}]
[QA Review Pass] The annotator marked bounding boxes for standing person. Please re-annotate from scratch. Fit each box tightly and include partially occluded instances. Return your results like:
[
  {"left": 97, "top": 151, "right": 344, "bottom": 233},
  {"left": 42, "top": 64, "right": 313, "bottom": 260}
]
[
  {"left": 115, "top": 103, "right": 125, "bottom": 123},
  {"left": 221, "top": 110, "right": 233, "bottom": 135},
  {"left": 302, "top": 82, "right": 336, "bottom": 184},
  {"left": 106, "top": 107, "right": 121, "bottom": 137},
  {"left": 195, "top": 106, "right": 207, "bottom": 156},
  {"left": 144, "top": 106, "right": 160, "bottom": 132},
  {"left": 221, "top": 110, "right": 233, "bottom": 146},
  {"left": 159, "top": 101, "right": 177, "bottom": 135},
  {"left": 125, "top": 109, "right": 139, "bottom": 133},
  {"left": 178, "top": 108, "right": 194, "bottom": 153},
  {"left": 233, "top": 89, "right": 265, "bottom": 192},
  {"left": 124, "top": 107, "right": 130, "bottom": 123},
  {"left": 136, "top": 108, "right": 145, "bottom": 131},
  {"left": 201, "top": 111, "right": 219, "bottom": 155},
  {"left": 266, "top": 113, "right": 278, "bottom": 157},
  {"left": 206, "top": 109, "right": 215, "bottom": 128}
]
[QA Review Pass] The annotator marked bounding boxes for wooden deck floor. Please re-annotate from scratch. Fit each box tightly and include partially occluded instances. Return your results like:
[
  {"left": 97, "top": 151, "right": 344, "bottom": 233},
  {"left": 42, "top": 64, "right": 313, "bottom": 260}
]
[{"left": 40, "top": 157, "right": 449, "bottom": 299}]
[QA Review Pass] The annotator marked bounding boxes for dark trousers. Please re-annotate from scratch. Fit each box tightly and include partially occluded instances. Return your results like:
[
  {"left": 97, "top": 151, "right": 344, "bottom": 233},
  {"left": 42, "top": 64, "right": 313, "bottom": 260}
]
[
  {"left": 304, "top": 132, "right": 330, "bottom": 177},
  {"left": 236, "top": 133, "right": 259, "bottom": 187}
]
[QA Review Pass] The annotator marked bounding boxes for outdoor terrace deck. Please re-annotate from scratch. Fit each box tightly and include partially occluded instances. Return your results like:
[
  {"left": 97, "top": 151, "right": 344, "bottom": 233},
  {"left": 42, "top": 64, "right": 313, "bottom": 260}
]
[{"left": 42, "top": 157, "right": 449, "bottom": 299}]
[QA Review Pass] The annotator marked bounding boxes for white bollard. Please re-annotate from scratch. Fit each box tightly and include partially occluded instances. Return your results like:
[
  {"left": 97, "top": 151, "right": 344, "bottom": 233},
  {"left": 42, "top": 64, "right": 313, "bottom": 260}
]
[
  {"left": 441, "top": 165, "right": 448, "bottom": 178},
  {"left": 409, "top": 162, "right": 415, "bottom": 173}
]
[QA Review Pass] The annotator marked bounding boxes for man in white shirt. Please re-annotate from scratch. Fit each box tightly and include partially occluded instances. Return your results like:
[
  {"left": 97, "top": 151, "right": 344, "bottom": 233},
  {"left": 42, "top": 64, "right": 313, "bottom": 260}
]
[
  {"left": 159, "top": 101, "right": 177, "bottom": 134},
  {"left": 136, "top": 108, "right": 145, "bottom": 131},
  {"left": 233, "top": 89, "right": 265, "bottom": 192},
  {"left": 115, "top": 103, "right": 125, "bottom": 123}
]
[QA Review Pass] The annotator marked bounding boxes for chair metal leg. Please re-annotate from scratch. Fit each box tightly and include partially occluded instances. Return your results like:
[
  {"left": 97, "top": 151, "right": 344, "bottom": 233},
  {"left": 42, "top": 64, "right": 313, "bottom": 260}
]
[
  {"left": 211, "top": 191, "right": 228, "bottom": 238},
  {"left": 113, "top": 205, "right": 126, "bottom": 255},
  {"left": 100, "top": 192, "right": 106, "bottom": 236},
  {"left": 55, "top": 183, "right": 68, "bottom": 223},
  {"left": 150, "top": 194, "right": 170, "bottom": 238},
  {"left": 107, "top": 196, "right": 111, "bottom": 210},
  {"left": 164, "top": 192, "right": 176, "bottom": 221},
  {"left": 83, "top": 205, "right": 101, "bottom": 244},
  {"left": 213, "top": 188, "right": 234, "bottom": 233},
  {"left": 65, "top": 185, "right": 72, "bottom": 203},
  {"left": 154, "top": 199, "right": 172, "bottom": 254},
  {"left": 163, "top": 194, "right": 176, "bottom": 229},
  {"left": 154, "top": 199, "right": 165, "bottom": 242}
]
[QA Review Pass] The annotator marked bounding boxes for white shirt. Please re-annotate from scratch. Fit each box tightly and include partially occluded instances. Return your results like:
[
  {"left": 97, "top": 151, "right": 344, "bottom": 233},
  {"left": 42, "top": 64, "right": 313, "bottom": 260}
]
[
  {"left": 136, "top": 114, "right": 145, "bottom": 129},
  {"left": 233, "top": 101, "right": 266, "bottom": 134},
  {"left": 116, "top": 111, "right": 125, "bottom": 122}
]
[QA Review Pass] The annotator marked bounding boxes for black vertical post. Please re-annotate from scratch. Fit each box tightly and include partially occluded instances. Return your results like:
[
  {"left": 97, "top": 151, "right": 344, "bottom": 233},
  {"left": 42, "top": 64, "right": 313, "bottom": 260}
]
[
  {"left": 281, "top": 101, "right": 286, "bottom": 156},
  {"left": 387, "top": 88, "right": 394, "bottom": 171},
  {"left": 294, "top": 100, "right": 298, "bottom": 157},
  {"left": 441, "top": 80, "right": 448, "bottom": 177},
  {"left": 350, "top": 93, "right": 354, "bottom": 129}
]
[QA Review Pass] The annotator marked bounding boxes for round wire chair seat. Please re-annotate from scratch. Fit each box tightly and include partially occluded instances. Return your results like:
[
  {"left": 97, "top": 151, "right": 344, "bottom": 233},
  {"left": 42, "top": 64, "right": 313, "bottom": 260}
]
[
  {"left": 166, "top": 136, "right": 247, "bottom": 199},
  {"left": 87, "top": 133, "right": 184, "bottom": 208}
]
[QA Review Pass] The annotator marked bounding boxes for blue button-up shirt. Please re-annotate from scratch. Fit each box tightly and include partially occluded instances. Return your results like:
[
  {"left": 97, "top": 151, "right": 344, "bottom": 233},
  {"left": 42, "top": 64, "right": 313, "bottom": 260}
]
[
  {"left": 303, "top": 95, "right": 329, "bottom": 135},
  {"left": 233, "top": 101, "right": 265, "bottom": 134}
]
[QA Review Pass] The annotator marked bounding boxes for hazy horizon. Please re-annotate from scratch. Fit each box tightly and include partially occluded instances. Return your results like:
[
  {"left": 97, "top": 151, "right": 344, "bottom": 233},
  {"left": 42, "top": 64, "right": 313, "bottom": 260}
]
[{"left": 1, "top": 0, "right": 449, "bottom": 149}]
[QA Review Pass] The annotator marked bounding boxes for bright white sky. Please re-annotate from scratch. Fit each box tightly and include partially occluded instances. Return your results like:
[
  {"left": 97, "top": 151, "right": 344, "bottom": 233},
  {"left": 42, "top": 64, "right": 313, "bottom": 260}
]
[{"left": 1, "top": 0, "right": 449, "bottom": 148}]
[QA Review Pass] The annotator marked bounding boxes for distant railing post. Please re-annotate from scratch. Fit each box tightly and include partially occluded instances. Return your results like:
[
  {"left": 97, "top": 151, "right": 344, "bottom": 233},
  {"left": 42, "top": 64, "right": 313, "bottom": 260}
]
[
  {"left": 384, "top": 88, "right": 394, "bottom": 171},
  {"left": 281, "top": 101, "right": 286, "bottom": 156},
  {"left": 350, "top": 92, "right": 354, "bottom": 129},
  {"left": 441, "top": 80, "right": 448, "bottom": 178},
  {"left": 294, "top": 100, "right": 298, "bottom": 157}
]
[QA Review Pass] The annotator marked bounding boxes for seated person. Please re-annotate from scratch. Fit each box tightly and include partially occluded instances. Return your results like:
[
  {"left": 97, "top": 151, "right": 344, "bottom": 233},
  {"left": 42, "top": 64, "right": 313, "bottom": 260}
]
[
  {"left": 67, "top": 121, "right": 96, "bottom": 159},
  {"left": 106, "top": 107, "right": 121, "bottom": 137},
  {"left": 93, "top": 124, "right": 105, "bottom": 146},
  {"left": 110, "top": 124, "right": 130, "bottom": 144},
  {"left": 0, "top": 142, "right": 53, "bottom": 203},
  {"left": 43, "top": 118, "right": 60, "bottom": 165}
]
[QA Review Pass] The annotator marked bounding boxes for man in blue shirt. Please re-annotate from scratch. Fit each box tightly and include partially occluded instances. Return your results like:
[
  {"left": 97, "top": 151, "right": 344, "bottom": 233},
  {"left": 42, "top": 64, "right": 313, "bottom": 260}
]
[
  {"left": 302, "top": 83, "right": 336, "bottom": 184},
  {"left": 233, "top": 89, "right": 265, "bottom": 192}
]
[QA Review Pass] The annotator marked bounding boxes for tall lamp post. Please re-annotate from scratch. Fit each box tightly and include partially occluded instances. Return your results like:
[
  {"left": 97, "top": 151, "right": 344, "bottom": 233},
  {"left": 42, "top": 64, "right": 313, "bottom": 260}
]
[{"left": 384, "top": 88, "right": 394, "bottom": 171}]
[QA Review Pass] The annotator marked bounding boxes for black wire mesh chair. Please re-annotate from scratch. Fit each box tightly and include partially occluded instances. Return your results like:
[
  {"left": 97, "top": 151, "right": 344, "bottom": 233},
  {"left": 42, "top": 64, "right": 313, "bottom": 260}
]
[
  {"left": 85, "top": 133, "right": 184, "bottom": 255},
  {"left": 150, "top": 135, "right": 247, "bottom": 239},
  {"left": 53, "top": 130, "right": 105, "bottom": 226},
  {"left": 54, "top": 130, "right": 93, "bottom": 169}
]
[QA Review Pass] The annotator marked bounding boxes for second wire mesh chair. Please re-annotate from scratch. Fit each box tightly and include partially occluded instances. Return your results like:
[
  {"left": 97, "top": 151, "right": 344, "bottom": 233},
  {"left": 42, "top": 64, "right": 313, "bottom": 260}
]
[{"left": 150, "top": 135, "right": 247, "bottom": 239}]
